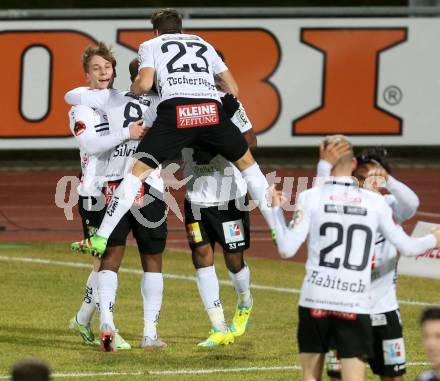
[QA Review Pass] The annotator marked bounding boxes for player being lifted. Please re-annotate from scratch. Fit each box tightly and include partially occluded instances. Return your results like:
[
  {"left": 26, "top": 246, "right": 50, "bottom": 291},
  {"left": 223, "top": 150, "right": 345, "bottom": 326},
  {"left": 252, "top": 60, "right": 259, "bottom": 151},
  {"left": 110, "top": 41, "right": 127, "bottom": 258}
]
[
  {"left": 71, "top": 8, "right": 275, "bottom": 257},
  {"left": 318, "top": 145, "right": 419, "bottom": 381},
  {"left": 68, "top": 43, "right": 144, "bottom": 350},
  {"left": 271, "top": 135, "right": 440, "bottom": 381},
  {"left": 65, "top": 58, "right": 168, "bottom": 352},
  {"left": 182, "top": 68, "right": 256, "bottom": 347}
]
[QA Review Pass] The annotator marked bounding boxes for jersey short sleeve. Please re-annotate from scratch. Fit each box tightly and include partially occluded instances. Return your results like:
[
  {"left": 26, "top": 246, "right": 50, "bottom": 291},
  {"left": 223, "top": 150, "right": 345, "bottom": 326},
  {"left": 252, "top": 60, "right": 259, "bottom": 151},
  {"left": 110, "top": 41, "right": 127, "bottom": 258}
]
[
  {"left": 138, "top": 41, "right": 155, "bottom": 70},
  {"left": 209, "top": 46, "right": 228, "bottom": 74}
]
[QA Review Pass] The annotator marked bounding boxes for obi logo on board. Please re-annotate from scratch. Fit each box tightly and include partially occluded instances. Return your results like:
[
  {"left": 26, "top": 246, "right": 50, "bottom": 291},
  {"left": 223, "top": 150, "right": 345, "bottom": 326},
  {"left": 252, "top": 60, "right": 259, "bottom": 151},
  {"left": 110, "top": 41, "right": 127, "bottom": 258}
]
[{"left": 292, "top": 28, "right": 407, "bottom": 136}]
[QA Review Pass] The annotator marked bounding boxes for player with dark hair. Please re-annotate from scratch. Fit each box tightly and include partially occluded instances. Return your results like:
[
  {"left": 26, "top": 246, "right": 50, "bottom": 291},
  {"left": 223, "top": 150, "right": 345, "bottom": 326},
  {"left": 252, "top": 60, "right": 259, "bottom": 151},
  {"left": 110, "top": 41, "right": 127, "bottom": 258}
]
[
  {"left": 71, "top": 7, "right": 276, "bottom": 259},
  {"left": 271, "top": 135, "right": 440, "bottom": 381},
  {"left": 318, "top": 145, "right": 420, "bottom": 381},
  {"left": 11, "top": 359, "right": 50, "bottom": 381},
  {"left": 417, "top": 307, "right": 440, "bottom": 381}
]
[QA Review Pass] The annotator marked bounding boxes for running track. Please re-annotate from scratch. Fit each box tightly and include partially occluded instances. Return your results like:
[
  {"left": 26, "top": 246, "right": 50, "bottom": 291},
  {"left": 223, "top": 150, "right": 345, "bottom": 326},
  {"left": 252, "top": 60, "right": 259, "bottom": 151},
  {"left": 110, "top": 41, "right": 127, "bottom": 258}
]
[{"left": 0, "top": 167, "right": 439, "bottom": 263}]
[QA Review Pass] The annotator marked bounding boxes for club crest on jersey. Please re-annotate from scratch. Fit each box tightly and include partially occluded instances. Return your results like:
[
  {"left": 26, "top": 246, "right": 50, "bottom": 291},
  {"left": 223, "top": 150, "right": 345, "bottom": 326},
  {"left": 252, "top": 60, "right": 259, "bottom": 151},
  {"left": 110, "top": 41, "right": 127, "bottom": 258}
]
[
  {"left": 186, "top": 222, "right": 203, "bottom": 244},
  {"left": 222, "top": 220, "right": 245, "bottom": 244},
  {"left": 176, "top": 103, "right": 219, "bottom": 128},
  {"left": 74, "top": 121, "right": 86, "bottom": 136}
]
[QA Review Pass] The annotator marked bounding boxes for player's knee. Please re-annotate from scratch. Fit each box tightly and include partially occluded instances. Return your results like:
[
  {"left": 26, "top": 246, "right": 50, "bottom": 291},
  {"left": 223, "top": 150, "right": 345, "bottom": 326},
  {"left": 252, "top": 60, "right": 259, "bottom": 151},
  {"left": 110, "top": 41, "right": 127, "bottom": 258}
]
[
  {"left": 192, "top": 246, "right": 213, "bottom": 268},
  {"left": 224, "top": 253, "right": 244, "bottom": 273},
  {"left": 141, "top": 254, "right": 162, "bottom": 272},
  {"left": 131, "top": 160, "right": 153, "bottom": 181},
  {"left": 234, "top": 149, "right": 255, "bottom": 171}
]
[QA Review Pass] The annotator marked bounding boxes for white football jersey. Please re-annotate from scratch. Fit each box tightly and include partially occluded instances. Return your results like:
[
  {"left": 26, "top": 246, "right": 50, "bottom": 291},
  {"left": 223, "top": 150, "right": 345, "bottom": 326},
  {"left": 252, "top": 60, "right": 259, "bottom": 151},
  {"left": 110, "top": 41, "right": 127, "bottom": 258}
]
[
  {"left": 69, "top": 105, "right": 112, "bottom": 197},
  {"left": 138, "top": 33, "right": 227, "bottom": 102},
  {"left": 65, "top": 88, "right": 164, "bottom": 193},
  {"left": 273, "top": 178, "right": 436, "bottom": 314},
  {"left": 316, "top": 160, "right": 419, "bottom": 314},
  {"left": 181, "top": 96, "right": 252, "bottom": 205}
]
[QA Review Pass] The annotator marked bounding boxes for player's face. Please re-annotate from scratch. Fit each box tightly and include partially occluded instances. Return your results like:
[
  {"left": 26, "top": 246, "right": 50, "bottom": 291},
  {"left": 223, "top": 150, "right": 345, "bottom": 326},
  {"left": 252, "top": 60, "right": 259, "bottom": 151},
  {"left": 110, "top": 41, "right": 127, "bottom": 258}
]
[
  {"left": 86, "top": 55, "right": 114, "bottom": 90},
  {"left": 423, "top": 320, "right": 440, "bottom": 368}
]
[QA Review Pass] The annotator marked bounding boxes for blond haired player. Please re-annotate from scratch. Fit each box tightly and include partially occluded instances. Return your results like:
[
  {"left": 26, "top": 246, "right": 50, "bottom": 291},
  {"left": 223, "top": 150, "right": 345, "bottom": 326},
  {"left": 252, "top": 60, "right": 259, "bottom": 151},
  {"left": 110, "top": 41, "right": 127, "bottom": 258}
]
[
  {"left": 66, "top": 59, "right": 167, "bottom": 352},
  {"left": 68, "top": 43, "right": 144, "bottom": 350},
  {"left": 271, "top": 136, "right": 440, "bottom": 381}
]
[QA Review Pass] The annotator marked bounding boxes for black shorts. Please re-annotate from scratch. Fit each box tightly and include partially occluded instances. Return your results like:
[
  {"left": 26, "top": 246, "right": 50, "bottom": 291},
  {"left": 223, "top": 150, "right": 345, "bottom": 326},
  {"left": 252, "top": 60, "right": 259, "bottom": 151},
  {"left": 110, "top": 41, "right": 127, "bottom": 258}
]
[
  {"left": 135, "top": 98, "right": 249, "bottom": 168},
  {"left": 103, "top": 181, "right": 167, "bottom": 255},
  {"left": 298, "top": 306, "right": 373, "bottom": 359},
  {"left": 184, "top": 196, "right": 250, "bottom": 253},
  {"left": 326, "top": 309, "right": 406, "bottom": 378}
]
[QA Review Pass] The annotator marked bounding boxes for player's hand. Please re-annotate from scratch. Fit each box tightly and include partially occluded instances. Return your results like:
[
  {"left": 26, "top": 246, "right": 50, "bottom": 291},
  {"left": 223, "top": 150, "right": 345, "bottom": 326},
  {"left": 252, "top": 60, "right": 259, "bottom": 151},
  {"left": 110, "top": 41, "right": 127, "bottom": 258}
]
[
  {"left": 221, "top": 93, "right": 240, "bottom": 118},
  {"left": 364, "top": 165, "right": 388, "bottom": 191},
  {"left": 431, "top": 227, "right": 440, "bottom": 247},
  {"left": 129, "top": 119, "right": 147, "bottom": 140},
  {"left": 319, "top": 141, "right": 351, "bottom": 166},
  {"left": 269, "top": 185, "right": 286, "bottom": 208},
  {"left": 367, "top": 166, "right": 389, "bottom": 182}
]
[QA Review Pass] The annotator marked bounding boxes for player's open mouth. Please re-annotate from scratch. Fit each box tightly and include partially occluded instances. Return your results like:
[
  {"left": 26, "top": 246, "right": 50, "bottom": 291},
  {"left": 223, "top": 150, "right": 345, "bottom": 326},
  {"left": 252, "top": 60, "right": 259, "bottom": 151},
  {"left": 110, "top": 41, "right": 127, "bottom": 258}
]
[{"left": 99, "top": 79, "right": 110, "bottom": 83}]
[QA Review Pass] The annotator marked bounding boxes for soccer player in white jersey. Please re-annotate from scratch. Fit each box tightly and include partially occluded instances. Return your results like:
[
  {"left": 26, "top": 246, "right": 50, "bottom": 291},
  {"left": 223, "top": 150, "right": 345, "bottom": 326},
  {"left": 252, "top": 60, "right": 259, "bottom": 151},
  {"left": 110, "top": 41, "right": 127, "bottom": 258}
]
[
  {"left": 318, "top": 145, "right": 420, "bottom": 381},
  {"left": 271, "top": 135, "right": 440, "bottom": 381},
  {"left": 417, "top": 307, "right": 440, "bottom": 381},
  {"left": 71, "top": 8, "right": 276, "bottom": 259},
  {"left": 68, "top": 43, "right": 144, "bottom": 350},
  {"left": 66, "top": 59, "right": 167, "bottom": 352},
  {"left": 181, "top": 72, "right": 256, "bottom": 346}
]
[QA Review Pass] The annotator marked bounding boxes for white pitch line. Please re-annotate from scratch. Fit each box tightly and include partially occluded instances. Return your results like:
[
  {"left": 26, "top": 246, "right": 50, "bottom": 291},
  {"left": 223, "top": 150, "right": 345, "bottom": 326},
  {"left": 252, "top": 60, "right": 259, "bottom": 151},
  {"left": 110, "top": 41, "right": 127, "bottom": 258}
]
[
  {"left": 0, "top": 255, "right": 437, "bottom": 306},
  {"left": 0, "top": 363, "right": 431, "bottom": 379}
]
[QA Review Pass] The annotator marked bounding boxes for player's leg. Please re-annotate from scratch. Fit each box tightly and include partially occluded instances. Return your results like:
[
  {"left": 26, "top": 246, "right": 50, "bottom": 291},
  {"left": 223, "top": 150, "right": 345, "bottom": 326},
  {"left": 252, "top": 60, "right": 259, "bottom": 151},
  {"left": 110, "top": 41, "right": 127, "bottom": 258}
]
[
  {"left": 98, "top": 245, "right": 125, "bottom": 352},
  {"left": 325, "top": 350, "right": 343, "bottom": 381},
  {"left": 297, "top": 307, "right": 330, "bottom": 381},
  {"left": 339, "top": 358, "right": 366, "bottom": 381},
  {"left": 300, "top": 353, "right": 325, "bottom": 381},
  {"left": 199, "top": 118, "right": 275, "bottom": 232},
  {"left": 185, "top": 200, "right": 233, "bottom": 347},
  {"left": 334, "top": 314, "right": 374, "bottom": 381},
  {"left": 132, "top": 189, "right": 168, "bottom": 350},
  {"left": 368, "top": 310, "right": 406, "bottom": 381},
  {"left": 220, "top": 198, "right": 253, "bottom": 337},
  {"left": 70, "top": 196, "right": 102, "bottom": 345}
]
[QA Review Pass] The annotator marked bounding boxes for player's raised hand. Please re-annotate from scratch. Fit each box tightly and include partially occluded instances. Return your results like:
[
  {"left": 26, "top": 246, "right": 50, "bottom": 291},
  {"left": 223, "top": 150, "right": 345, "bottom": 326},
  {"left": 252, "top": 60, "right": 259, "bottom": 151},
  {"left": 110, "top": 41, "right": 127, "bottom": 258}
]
[
  {"left": 319, "top": 141, "right": 352, "bottom": 166},
  {"left": 367, "top": 165, "right": 389, "bottom": 181},
  {"left": 269, "top": 185, "right": 286, "bottom": 208},
  {"left": 128, "top": 119, "right": 146, "bottom": 140}
]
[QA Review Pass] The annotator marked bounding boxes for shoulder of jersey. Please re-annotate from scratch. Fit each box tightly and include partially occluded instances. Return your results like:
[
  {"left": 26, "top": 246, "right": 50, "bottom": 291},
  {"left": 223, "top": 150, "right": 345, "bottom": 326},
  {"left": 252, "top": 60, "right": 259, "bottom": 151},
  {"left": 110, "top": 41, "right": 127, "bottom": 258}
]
[{"left": 70, "top": 104, "right": 95, "bottom": 114}]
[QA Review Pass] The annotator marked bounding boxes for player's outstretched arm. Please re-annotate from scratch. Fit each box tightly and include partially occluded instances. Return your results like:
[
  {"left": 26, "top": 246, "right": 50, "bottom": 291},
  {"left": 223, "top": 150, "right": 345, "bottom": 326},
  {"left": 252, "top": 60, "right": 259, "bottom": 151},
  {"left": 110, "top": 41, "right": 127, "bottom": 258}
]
[
  {"left": 64, "top": 87, "right": 111, "bottom": 110},
  {"left": 378, "top": 199, "right": 438, "bottom": 257},
  {"left": 271, "top": 191, "right": 310, "bottom": 259},
  {"left": 385, "top": 175, "right": 420, "bottom": 222}
]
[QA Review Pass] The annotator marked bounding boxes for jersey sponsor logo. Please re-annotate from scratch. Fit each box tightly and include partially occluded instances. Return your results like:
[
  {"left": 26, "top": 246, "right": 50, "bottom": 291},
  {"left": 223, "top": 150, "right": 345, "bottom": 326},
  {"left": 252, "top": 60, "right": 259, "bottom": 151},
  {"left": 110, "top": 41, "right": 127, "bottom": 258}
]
[
  {"left": 73, "top": 121, "right": 86, "bottom": 136},
  {"left": 371, "top": 313, "right": 387, "bottom": 326},
  {"left": 324, "top": 204, "right": 367, "bottom": 216},
  {"left": 310, "top": 308, "right": 357, "bottom": 320},
  {"left": 329, "top": 194, "right": 362, "bottom": 204},
  {"left": 104, "top": 181, "right": 145, "bottom": 207},
  {"left": 222, "top": 220, "right": 245, "bottom": 244},
  {"left": 383, "top": 338, "right": 406, "bottom": 365},
  {"left": 416, "top": 248, "right": 440, "bottom": 260},
  {"left": 176, "top": 102, "right": 219, "bottom": 128},
  {"left": 186, "top": 222, "right": 203, "bottom": 244}
]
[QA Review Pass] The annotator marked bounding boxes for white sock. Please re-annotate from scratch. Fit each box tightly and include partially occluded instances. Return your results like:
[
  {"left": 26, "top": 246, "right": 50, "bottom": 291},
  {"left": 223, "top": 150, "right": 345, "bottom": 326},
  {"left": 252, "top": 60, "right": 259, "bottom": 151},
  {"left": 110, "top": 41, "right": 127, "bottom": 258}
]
[
  {"left": 240, "top": 163, "right": 275, "bottom": 230},
  {"left": 141, "top": 272, "right": 163, "bottom": 339},
  {"left": 196, "top": 266, "right": 227, "bottom": 333},
  {"left": 97, "top": 173, "right": 142, "bottom": 238},
  {"left": 98, "top": 270, "right": 118, "bottom": 331},
  {"left": 76, "top": 270, "right": 98, "bottom": 325},
  {"left": 228, "top": 265, "right": 252, "bottom": 308}
]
